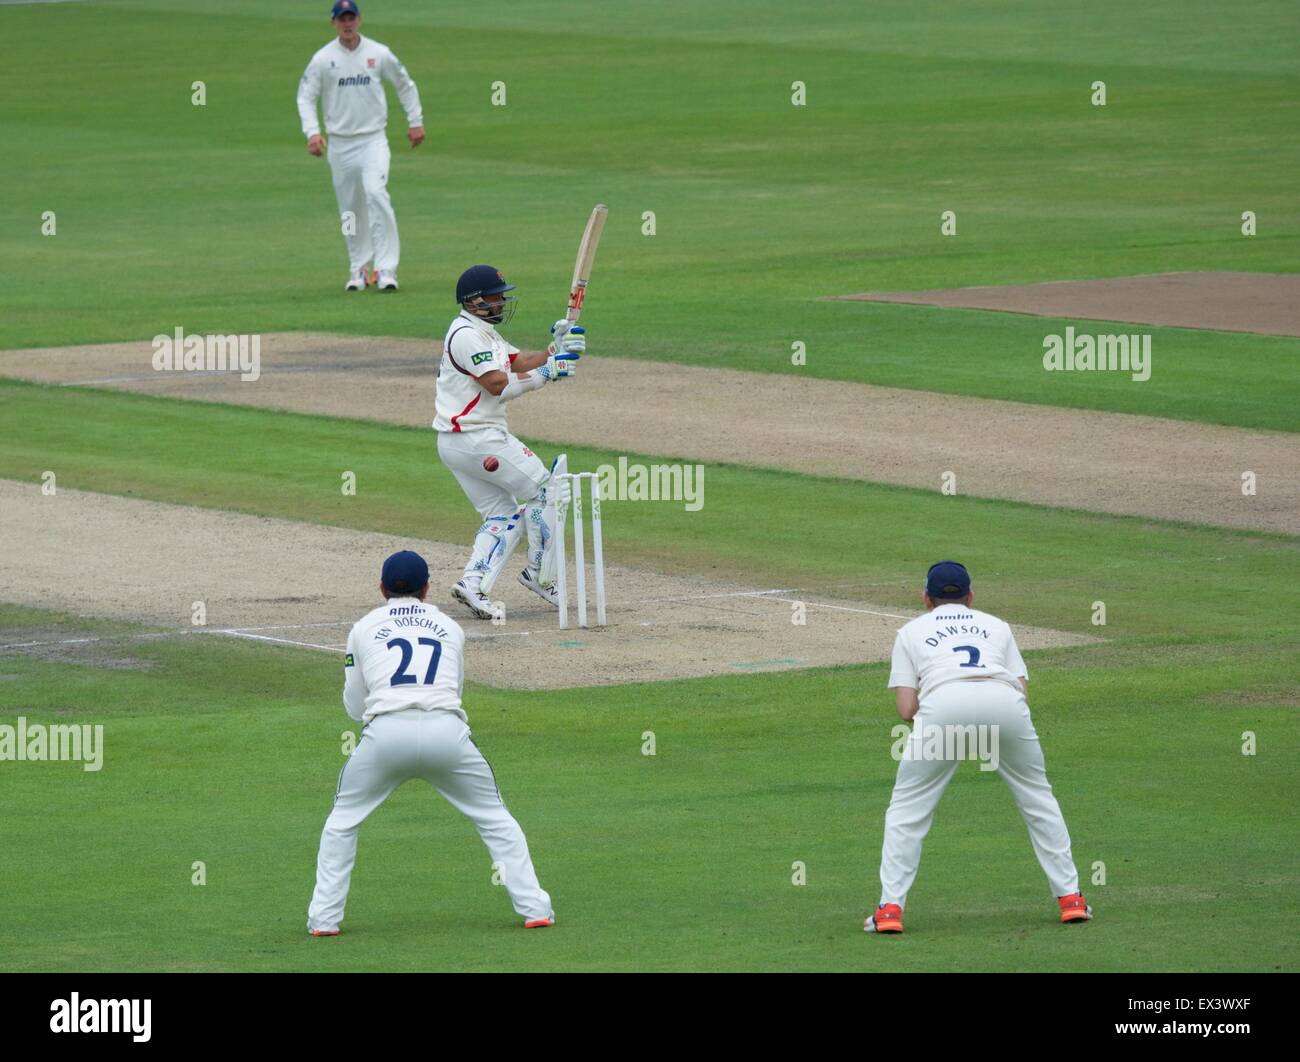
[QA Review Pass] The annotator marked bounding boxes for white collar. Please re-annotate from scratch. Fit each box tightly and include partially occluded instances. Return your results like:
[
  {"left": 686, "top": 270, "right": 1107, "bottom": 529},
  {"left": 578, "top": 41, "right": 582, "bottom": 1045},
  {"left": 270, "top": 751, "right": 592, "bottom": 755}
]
[{"left": 457, "top": 309, "right": 498, "bottom": 336}]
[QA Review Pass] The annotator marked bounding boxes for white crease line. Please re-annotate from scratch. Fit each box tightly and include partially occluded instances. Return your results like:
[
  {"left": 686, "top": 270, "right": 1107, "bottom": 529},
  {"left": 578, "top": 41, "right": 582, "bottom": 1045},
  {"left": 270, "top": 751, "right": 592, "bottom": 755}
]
[
  {"left": 213, "top": 630, "right": 344, "bottom": 652},
  {"left": 646, "top": 587, "right": 801, "bottom": 604},
  {"left": 0, "top": 622, "right": 354, "bottom": 650},
  {"left": 0, "top": 631, "right": 177, "bottom": 650},
  {"left": 767, "top": 597, "right": 911, "bottom": 620},
  {"left": 1, "top": 587, "right": 907, "bottom": 654},
  {"left": 208, "top": 620, "right": 353, "bottom": 633},
  {"left": 213, "top": 626, "right": 542, "bottom": 648},
  {"left": 648, "top": 587, "right": 910, "bottom": 620},
  {"left": 0, "top": 636, "right": 100, "bottom": 649},
  {"left": 2, "top": 622, "right": 541, "bottom": 653}
]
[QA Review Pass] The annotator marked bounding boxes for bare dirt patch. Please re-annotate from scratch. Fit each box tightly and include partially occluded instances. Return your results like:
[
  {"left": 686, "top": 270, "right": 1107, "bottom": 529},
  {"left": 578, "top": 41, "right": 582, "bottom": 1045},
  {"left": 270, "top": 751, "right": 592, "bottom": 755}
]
[
  {"left": 1, "top": 333, "right": 1295, "bottom": 534},
  {"left": 832, "top": 271, "right": 1300, "bottom": 337},
  {"left": 0, "top": 480, "right": 1094, "bottom": 690}
]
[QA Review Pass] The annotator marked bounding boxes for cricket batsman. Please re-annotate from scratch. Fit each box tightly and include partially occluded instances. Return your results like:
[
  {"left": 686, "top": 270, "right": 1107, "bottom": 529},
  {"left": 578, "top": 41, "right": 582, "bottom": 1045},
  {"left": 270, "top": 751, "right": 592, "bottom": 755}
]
[
  {"left": 434, "top": 265, "right": 586, "bottom": 620},
  {"left": 296, "top": 0, "right": 424, "bottom": 292},
  {"left": 864, "top": 561, "right": 1093, "bottom": 933}
]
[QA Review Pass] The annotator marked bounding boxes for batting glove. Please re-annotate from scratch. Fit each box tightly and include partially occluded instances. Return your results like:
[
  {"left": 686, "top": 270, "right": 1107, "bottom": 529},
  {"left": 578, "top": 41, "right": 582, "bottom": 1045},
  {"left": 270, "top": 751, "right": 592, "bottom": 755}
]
[
  {"left": 538, "top": 351, "right": 579, "bottom": 381},
  {"left": 548, "top": 321, "right": 586, "bottom": 357}
]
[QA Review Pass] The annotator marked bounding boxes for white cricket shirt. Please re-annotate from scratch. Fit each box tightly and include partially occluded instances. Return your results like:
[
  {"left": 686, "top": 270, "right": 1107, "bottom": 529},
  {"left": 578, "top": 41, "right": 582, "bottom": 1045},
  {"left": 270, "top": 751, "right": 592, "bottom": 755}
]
[
  {"left": 432, "top": 311, "right": 521, "bottom": 433},
  {"left": 887, "top": 602, "right": 1028, "bottom": 700},
  {"left": 343, "top": 597, "right": 467, "bottom": 723},
  {"left": 297, "top": 35, "right": 423, "bottom": 139}
]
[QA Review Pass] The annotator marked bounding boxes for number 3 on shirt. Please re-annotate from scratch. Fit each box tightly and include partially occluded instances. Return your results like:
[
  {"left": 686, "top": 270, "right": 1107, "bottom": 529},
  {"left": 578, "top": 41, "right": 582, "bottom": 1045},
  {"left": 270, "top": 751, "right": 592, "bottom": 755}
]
[
  {"left": 952, "top": 644, "right": 985, "bottom": 668},
  {"left": 387, "top": 637, "right": 442, "bottom": 685}
]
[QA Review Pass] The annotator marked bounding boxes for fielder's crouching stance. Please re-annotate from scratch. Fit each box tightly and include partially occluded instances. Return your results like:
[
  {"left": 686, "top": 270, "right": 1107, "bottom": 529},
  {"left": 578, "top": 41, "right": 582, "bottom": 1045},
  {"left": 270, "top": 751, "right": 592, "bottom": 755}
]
[
  {"left": 434, "top": 264, "right": 585, "bottom": 620},
  {"left": 865, "top": 561, "right": 1092, "bottom": 934},
  {"left": 307, "top": 550, "right": 554, "bottom": 934}
]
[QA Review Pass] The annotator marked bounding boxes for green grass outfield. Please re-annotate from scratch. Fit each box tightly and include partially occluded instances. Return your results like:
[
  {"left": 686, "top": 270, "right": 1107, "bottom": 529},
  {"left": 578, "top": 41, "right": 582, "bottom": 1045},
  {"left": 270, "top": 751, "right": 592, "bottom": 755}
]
[
  {"left": 1, "top": 0, "right": 1297, "bottom": 972},
  {"left": 2, "top": 0, "right": 1298, "bottom": 427},
  {"left": 1, "top": 602, "right": 1296, "bottom": 973},
  {"left": 1, "top": 389, "right": 1297, "bottom": 971}
]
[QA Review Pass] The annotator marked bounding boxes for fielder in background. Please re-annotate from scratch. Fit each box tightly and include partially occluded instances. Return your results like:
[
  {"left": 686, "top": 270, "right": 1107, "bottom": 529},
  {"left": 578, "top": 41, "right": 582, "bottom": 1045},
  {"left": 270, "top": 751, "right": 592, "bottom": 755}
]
[
  {"left": 296, "top": 0, "right": 424, "bottom": 292},
  {"left": 307, "top": 550, "right": 554, "bottom": 935},
  {"left": 865, "top": 561, "right": 1093, "bottom": 934},
  {"left": 434, "top": 264, "right": 586, "bottom": 620}
]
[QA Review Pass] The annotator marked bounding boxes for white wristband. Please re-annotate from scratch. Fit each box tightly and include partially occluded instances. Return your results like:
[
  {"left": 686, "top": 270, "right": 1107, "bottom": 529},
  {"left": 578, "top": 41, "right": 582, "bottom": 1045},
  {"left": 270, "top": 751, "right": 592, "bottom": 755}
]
[{"left": 500, "top": 371, "right": 546, "bottom": 401}]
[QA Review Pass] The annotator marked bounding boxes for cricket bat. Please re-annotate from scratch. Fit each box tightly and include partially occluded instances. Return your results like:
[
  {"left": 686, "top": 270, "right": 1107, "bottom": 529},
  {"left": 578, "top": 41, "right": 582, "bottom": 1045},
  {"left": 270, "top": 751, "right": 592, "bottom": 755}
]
[
  {"left": 540, "top": 209, "right": 605, "bottom": 587},
  {"left": 556, "top": 204, "right": 608, "bottom": 337}
]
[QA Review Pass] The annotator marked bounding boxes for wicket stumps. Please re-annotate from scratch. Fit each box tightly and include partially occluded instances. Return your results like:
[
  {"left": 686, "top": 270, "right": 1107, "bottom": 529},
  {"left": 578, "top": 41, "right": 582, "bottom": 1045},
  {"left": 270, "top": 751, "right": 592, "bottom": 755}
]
[{"left": 553, "top": 468, "right": 606, "bottom": 629}]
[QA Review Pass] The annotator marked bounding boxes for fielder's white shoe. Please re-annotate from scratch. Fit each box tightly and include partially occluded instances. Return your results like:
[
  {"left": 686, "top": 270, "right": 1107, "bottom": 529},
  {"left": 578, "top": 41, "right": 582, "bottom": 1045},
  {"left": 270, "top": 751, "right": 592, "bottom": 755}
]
[
  {"left": 451, "top": 579, "right": 497, "bottom": 621},
  {"left": 345, "top": 270, "right": 367, "bottom": 292},
  {"left": 376, "top": 270, "right": 399, "bottom": 291},
  {"left": 517, "top": 568, "right": 559, "bottom": 609}
]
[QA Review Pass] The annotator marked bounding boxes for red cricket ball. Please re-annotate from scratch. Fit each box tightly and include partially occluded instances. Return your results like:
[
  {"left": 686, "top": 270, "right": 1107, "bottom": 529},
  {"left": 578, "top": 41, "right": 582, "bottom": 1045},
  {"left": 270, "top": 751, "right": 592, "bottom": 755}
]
[{"left": 483, "top": 456, "right": 499, "bottom": 472}]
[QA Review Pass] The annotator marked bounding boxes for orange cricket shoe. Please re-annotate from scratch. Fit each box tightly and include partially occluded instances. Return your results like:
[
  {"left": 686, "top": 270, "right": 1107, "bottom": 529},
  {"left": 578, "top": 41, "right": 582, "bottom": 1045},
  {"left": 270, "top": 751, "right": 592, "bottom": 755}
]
[
  {"left": 1058, "top": 892, "right": 1094, "bottom": 924},
  {"left": 864, "top": 903, "right": 904, "bottom": 934},
  {"left": 524, "top": 916, "right": 555, "bottom": 928}
]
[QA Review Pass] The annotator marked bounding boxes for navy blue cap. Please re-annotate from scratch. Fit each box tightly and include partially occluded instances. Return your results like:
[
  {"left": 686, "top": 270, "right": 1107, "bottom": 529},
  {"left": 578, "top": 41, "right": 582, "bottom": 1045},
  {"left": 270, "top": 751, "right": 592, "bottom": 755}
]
[
  {"left": 332, "top": 0, "right": 359, "bottom": 18},
  {"left": 457, "top": 264, "right": 516, "bottom": 304},
  {"left": 926, "top": 560, "right": 971, "bottom": 599},
  {"left": 381, "top": 550, "right": 428, "bottom": 596}
]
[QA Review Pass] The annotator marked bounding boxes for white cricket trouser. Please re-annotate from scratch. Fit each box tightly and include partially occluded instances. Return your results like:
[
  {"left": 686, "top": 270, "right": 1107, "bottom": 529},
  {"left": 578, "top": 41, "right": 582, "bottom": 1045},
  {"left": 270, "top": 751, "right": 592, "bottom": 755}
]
[
  {"left": 327, "top": 130, "right": 399, "bottom": 274},
  {"left": 878, "top": 680, "right": 1080, "bottom": 908},
  {"left": 308, "top": 708, "right": 553, "bottom": 931},
  {"left": 437, "top": 428, "right": 552, "bottom": 582}
]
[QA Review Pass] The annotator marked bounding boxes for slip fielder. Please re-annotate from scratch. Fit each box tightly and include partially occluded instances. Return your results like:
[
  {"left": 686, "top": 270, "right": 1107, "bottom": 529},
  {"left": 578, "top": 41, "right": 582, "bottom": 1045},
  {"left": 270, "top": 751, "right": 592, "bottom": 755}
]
[
  {"left": 434, "top": 264, "right": 586, "bottom": 620},
  {"left": 307, "top": 550, "right": 554, "bottom": 934},
  {"left": 864, "top": 561, "right": 1093, "bottom": 933},
  {"left": 296, "top": 0, "right": 424, "bottom": 292}
]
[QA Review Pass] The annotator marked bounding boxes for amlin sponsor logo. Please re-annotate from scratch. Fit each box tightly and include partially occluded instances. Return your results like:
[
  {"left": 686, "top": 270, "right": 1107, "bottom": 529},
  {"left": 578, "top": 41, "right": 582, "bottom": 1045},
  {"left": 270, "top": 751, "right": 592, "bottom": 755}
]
[
  {"left": 151, "top": 327, "right": 261, "bottom": 382},
  {"left": 50, "top": 994, "right": 151, "bottom": 1042},
  {"left": 593, "top": 456, "right": 704, "bottom": 512},
  {"left": 892, "top": 723, "right": 1000, "bottom": 772},
  {"left": 1042, "top": 326, "right": 1151, "bottom": 381},
  {"left": 0, "top": 717, "right": 104, "bottom": 772}
]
